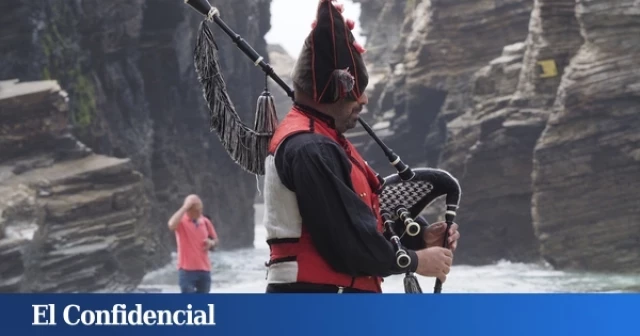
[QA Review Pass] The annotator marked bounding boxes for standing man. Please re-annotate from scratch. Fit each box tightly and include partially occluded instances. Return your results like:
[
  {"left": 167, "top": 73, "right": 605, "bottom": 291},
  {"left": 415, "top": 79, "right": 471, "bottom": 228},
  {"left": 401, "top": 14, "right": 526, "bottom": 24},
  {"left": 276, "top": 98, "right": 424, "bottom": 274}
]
[
  {"left": 261, "top": 1, "right": 461, "bottom": 293},
  {"left": 168, "top": 194, "right": 219, "bottom": 293}
]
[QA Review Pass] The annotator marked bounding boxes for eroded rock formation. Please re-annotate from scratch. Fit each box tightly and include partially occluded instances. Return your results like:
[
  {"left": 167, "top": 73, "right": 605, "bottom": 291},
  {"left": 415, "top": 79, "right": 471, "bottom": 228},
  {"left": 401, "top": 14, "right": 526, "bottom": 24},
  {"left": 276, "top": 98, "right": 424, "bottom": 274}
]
[
  {"left": 351, "top": 0, "right": 535, "bottom": 262},
  {"left": 354, "top": 0, "right": 640, "bottom": 272},
  {"left": 0, "top": 79, "right": 149, "bottom": 292},
  {"left": 437, "top": 0, "right": 584, "bottom": 265},
  {"left": 531, "top": 0, "right": 640, "bottom": 272},
  {"left": 438, "top": 42, "right": 544, "bottom": 264},
  {"left": 0, "top": 0, "right": 272, "bottom": 273},
  {"left": 351, "top": 0, "right": 534, "bottom": 178}
]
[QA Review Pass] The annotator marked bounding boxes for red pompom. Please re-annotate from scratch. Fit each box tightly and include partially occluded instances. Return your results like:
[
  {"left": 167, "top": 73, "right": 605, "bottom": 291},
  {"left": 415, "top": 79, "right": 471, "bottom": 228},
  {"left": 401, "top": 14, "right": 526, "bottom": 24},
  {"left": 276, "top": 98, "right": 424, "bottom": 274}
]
[
  {"left": 353, "top": 41, "right": 366, "bottom": 54},
  {"left": 346, "top": 18, "right": 355, "bottom": 30}
]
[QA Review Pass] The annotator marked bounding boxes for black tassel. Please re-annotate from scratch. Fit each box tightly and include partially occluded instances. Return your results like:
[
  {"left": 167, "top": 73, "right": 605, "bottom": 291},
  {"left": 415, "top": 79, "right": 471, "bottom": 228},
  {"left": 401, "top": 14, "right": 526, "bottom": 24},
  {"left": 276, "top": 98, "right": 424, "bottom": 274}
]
[
  {"left": 193, "top": 20, "right": 277, "bottom": 176},
  {"left": 252, "top": 79, "right": 279, "bottom": 162},
  {"left": 403, "top": 273, "right": 423, "bottom": 294}
]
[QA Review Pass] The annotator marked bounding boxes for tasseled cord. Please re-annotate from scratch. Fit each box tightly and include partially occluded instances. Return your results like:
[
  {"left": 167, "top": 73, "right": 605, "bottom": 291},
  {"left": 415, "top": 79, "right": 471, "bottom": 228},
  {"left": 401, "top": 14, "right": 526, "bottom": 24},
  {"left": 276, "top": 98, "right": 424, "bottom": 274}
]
[
  {"left": 253, "top": 75, "right": 279, "bottom": 168},
  {"left": 404, "top": 273, "right": 423, "bottom": 293},
  {"left": 193, "top": 20, "right": 278, "bottom": 176},
  {"left": 252, "top": 76, "right": 278, "bottom": 195}
]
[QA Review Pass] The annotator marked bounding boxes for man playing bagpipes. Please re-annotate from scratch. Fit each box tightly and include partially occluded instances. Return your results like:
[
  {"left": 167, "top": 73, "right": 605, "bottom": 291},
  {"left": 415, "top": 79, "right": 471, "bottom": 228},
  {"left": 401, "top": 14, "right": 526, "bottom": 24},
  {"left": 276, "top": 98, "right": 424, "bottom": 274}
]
[
  {"left": 184, "top": 0, "right": 461, "bottom": 294},
  {"left": 260, "top": 1, "right": 461, "bottom": 294}
]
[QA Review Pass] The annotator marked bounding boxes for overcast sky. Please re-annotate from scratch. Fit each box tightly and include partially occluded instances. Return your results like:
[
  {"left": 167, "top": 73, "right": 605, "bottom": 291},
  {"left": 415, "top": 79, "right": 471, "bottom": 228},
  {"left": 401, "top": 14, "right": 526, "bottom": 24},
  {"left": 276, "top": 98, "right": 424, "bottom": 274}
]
[{"left": 265, "top": 0, "right": 365, "bottom": 58}]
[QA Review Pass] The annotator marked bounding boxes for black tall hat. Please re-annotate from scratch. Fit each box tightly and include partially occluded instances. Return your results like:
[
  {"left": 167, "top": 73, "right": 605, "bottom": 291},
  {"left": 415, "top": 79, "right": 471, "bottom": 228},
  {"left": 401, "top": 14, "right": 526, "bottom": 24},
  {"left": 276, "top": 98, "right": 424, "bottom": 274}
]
[{"left": 292, "top": 0, "right": 369, "bottom": 104}]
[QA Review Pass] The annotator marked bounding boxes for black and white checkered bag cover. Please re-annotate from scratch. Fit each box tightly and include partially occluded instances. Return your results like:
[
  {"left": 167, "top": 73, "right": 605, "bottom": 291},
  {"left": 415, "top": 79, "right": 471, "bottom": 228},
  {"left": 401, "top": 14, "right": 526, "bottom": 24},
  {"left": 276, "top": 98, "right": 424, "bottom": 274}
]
[{"left": 378, "top": 168, "right": 462, "bottom": 221}]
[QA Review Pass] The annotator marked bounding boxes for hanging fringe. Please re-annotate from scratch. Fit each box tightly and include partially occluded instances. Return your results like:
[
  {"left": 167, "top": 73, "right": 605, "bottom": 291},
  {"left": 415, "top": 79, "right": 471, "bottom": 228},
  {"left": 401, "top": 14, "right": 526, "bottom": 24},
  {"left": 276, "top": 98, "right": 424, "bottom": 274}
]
[
  {"left": 193, "top": 21, "right": 277, "bottom": 176},
  {"left": 255, "top": 174, "right": 262, "bottom": 196},
  {"left": 403, "top": 273, "right": 423, "bottom": 294}
]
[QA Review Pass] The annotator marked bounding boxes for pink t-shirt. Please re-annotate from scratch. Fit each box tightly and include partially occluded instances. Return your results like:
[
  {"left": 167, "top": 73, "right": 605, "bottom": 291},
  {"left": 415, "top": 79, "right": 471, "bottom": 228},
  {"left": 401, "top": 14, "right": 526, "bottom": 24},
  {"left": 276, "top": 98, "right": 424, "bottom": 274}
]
[{"left": 175, "top": 214, "right": 218, "bottom": 271}]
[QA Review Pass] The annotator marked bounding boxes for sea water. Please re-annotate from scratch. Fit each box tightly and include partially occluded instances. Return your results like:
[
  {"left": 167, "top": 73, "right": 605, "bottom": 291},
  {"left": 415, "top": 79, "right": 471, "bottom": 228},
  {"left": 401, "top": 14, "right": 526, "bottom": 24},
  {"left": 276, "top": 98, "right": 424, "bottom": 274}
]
[{"left": 138, "top": 205, "right": 640, "bottom": 293}]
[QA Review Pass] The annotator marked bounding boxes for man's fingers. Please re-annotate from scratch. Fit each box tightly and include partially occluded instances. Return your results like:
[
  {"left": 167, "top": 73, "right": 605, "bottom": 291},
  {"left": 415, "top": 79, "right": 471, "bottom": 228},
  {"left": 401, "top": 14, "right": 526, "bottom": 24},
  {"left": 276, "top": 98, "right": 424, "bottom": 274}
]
[
  {"left": 432, "top": 222, "right": 447, "bottom": 232},
  {"left": 442, "top": 248, "right": 453, "bottom": 258},
  {"left": 443, "top": 255, "right": 453, "bottom": 267},
  {"left": 448, "top": 230, "right": 460, "bottom": 244},
  {"left": 438, "top": 273, "right": 447, "bottom": 283},
  {"left": 448, "top": 223, "right": 459, "bottom": 234}
]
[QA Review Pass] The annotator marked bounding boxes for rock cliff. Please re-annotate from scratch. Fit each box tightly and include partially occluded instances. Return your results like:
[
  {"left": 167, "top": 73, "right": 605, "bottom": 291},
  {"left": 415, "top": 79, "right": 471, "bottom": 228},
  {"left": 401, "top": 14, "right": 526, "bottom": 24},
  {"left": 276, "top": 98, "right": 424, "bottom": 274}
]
[
  {"left": 531, "top": 0, "right": 640, "bottom": 272},
  {"left": 0, "top": 79, "right": 149, "bottom": 292},
  {"left": 438, "top": 0, "right": 584, "bottom": 265},
  {"left": 438, "top": 42, "right": 543, "bottom": 264},
  {"left": 351, "top": 0, "right": 535, "bottom": 261},
  {"left": 354, "top": 0, "right": 640, "bottom": 272},
  {"left": 351, "top": 0, "right": 534, "bottom": 178},
  {"left": 0, "top": 0, "right": 272, "bottom": 273}
]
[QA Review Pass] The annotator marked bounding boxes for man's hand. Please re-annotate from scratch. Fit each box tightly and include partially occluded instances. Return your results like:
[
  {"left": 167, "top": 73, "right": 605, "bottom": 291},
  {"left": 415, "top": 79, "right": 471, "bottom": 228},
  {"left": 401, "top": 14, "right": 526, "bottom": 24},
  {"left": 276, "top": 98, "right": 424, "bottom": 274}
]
[
  {"left": 424, "top": 221, "right": 460, "bottom": 252},
  {"left": 183, "top": 195, "right": 199, "bottom": 210},
  {"left": 204, "top": 238, "right": 217, "bottom": 251},
  {"left": 414, "top": 247, "right": 453, "bottom": 283}
]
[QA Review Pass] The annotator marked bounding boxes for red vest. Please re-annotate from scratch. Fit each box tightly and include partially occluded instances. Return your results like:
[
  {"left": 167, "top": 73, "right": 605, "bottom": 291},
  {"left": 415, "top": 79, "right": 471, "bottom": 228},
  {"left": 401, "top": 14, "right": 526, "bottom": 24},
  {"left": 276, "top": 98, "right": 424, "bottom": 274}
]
[{"left": 267, "top": 106, "right": 385, "bottom": 292}]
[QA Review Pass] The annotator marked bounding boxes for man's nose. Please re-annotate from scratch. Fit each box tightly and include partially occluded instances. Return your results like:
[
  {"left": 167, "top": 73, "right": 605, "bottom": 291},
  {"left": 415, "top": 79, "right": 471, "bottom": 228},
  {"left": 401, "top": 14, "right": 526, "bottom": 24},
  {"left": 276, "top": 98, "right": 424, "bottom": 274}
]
[{"left": 357, "top": 93, "right": 368, "bottom": 105}]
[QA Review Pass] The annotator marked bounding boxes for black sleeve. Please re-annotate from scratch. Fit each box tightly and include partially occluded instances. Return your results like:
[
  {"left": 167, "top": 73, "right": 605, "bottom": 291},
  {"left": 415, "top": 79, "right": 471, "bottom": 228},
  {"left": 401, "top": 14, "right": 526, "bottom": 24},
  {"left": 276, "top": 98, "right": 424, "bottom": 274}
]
[
  {"left": 394, "top": 215, "right": 429, "bottom": 251},
  {"left": 275, "top": 133, "right": 418, "bottom": 278}
]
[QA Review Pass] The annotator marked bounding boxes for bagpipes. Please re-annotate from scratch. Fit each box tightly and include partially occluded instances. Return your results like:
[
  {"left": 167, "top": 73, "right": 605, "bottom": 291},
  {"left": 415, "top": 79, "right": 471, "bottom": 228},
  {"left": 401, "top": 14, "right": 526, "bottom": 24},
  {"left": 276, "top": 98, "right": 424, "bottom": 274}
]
[{"left": 184, "top": 0, "right": 462, "bottom": 294}]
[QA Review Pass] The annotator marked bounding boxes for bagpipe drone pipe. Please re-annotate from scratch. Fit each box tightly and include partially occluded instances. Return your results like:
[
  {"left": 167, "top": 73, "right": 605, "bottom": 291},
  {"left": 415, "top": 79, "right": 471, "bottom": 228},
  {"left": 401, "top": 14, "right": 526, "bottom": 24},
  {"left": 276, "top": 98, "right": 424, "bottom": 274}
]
[{"left": 184, "top": 0, "right": 462, "bottom": 294}]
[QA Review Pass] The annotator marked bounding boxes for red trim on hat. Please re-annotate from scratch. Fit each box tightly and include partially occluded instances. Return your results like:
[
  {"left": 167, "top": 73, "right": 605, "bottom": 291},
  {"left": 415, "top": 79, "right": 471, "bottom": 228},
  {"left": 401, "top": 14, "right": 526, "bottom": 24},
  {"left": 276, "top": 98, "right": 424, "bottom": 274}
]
[
  {"left": 311, "top": 33, "right": 317, "bottom": 102},
  {"left": 318, "top": 73, "right": 332, "bottom": 101},
  {"left": 329, "top": 2, "right": 337, "bottom": 68},
  {"left": 344, "top": 25, "right": 360, "bottom": 98}
]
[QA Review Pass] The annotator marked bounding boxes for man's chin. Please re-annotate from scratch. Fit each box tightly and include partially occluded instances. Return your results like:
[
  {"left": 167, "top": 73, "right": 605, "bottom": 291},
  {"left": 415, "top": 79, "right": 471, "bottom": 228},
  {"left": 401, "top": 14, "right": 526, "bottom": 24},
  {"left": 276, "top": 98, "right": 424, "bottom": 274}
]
[{"left": 345, "top": 121, "right": 358, "bottom": 132}]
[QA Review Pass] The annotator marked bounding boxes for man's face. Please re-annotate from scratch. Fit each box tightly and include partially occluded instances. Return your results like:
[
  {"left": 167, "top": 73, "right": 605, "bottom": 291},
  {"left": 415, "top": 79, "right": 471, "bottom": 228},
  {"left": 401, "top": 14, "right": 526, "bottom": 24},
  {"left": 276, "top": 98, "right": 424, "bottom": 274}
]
[
  {"left": 335, "top": 93, "right": 368, "bottom": 133},
  {"left": 187, "top": 200, "right": 203, "bottom": 219}
]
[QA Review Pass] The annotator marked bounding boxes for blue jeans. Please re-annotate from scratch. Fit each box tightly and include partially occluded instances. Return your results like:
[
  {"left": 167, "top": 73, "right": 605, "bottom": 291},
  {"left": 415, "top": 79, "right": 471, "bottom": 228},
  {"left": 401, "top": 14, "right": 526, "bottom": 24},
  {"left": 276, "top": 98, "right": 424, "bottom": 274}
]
[{"left": 178, "top": 269, "right": 211, "bottom": 293}]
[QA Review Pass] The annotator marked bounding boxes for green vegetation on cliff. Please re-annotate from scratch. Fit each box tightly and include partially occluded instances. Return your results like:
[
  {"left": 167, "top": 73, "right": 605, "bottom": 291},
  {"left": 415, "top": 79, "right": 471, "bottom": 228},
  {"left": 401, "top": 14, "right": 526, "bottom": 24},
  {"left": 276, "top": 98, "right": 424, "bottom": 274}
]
[{"left": 40, "top": 1, "right": 96, "bottom": 128}]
